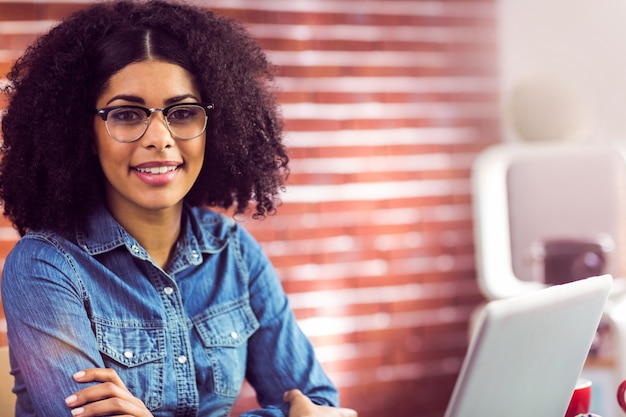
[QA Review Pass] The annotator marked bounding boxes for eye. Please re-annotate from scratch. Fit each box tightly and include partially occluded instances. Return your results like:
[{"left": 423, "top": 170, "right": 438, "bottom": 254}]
[
  {"left": 108, "top": 107, "right": 145, "bottom": 124},
  {"left": 167, "top": 105, "right": 202, "bottom": 124}
]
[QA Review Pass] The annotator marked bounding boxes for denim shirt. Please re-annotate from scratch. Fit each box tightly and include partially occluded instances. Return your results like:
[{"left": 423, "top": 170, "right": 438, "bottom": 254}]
[{"left": 1, "top": 204, "right": 338, "bottom": 417}]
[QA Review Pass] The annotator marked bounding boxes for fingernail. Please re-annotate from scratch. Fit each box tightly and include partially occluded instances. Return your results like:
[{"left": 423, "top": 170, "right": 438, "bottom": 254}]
[
  {"left": 64, "top": 394, "right": 77, "bottom": 405},
  {"left": 70, "top": 407, "right": 84, "bottom": 416},
  {"left": 73, "top": 371, "right": 85, "bottom": 379}
]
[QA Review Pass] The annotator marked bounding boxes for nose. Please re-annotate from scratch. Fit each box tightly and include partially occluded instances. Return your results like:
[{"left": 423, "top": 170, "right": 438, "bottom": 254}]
[{"left": 139, "top": 113, "right": 175, "bottom": 151}]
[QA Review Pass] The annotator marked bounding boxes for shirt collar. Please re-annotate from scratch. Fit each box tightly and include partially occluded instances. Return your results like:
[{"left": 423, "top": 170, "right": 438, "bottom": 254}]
[{"left": 75, "top": 203, "right": 229, "bottom": 262}]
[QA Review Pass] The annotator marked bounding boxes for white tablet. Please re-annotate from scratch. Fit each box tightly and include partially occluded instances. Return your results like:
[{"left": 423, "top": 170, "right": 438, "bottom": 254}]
[{"left": 444, "top": 275, "right": 612, "bottom": 417}]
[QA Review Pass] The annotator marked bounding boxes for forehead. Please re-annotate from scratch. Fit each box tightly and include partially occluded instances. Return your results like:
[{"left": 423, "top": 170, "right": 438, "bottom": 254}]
[{"left": 99, "top": 60, "right": 200, "bottom": 103}]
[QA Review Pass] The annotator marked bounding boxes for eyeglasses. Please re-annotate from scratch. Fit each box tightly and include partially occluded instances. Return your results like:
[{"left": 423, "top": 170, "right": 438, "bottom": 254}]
[{"left": 95, "top": 103, "right": 214, "bottom": 143}]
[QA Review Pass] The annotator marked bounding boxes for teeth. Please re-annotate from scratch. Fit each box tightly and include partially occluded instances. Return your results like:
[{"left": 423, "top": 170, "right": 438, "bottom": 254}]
[{"left": 136, "top": 166, "right": 178, "bottom": 174}]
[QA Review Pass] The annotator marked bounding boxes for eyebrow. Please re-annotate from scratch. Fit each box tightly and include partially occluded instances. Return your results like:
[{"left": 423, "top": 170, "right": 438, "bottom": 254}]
[{"left": 105, "top": 94, "right": 201, "bottom": 106}]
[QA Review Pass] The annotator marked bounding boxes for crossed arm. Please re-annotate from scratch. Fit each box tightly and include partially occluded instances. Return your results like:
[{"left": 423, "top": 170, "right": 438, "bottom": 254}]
[{"left": 64, "top": 368, "right": 357, "bottom": 417}]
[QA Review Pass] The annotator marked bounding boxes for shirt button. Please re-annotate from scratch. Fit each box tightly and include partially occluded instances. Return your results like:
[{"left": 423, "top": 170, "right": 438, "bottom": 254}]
[
  {"left": 177, "top": 355, "right": 187, "bottom": 364},
  {"left": 230, "top": 331, "right": 238, "bottom": 339},
  {"left": 131, "top": 245, "right": 140, "bottom": 254},
  {"left": 123, "top": 350, "right": 133, "bottom": 359},
  {"left": 191, "top": 250, "right": 200, "bottom": 259},
  {"left": 163, "top": 287, "right": 174, "bottom": 295}
]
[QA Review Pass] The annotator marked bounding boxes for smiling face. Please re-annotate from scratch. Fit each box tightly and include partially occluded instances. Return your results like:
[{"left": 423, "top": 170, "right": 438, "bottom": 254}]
[{"left": 94, "top": 60, "right": 206, "bottom": 220}]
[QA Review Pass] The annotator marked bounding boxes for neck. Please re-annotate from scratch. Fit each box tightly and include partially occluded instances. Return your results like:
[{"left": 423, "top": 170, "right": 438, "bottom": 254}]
[{"left": 108, "top": 202, "right": 183, "bottom": 269}]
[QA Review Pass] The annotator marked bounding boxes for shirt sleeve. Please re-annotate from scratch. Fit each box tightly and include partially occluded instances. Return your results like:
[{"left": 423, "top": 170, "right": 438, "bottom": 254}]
[
  {"left": 1, "top": 235, "right": 105, "bottom": 416},
  {"left": 234, "top": 226, "right": 339, "bottom": 416},
  {"left": 239, "top": 406, "right": 286, "bottom": 417}
]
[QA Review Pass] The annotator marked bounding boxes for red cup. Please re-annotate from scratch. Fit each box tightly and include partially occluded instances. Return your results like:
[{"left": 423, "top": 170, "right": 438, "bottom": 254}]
[
  {"left": 618, "top": 378, "right": 626, "bottom": 412},
  {"left": 565, "top": 378, "right": 592, "bottom": 417}
]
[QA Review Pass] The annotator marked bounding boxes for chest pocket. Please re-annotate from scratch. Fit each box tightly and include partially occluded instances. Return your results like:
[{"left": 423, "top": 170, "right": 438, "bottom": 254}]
[
  {"left": 93, "top": 316, "right": 167, "bottom": 410},
  {"left": 192, "top": 296, "right": 260, "bottom": 397}
]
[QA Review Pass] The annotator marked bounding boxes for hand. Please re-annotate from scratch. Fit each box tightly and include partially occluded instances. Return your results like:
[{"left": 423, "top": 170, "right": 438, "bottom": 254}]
[
  {"left": 284, "top": 389, "right": 357, "bottom": 417},
  {"left": 64, "top": 368, "right": 153, "bottom": 417}
]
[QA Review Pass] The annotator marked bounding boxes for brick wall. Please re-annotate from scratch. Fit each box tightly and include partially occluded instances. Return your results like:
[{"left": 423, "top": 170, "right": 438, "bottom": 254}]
[{"left": 0, "top": 1, "right": 499, "bottom": 416}]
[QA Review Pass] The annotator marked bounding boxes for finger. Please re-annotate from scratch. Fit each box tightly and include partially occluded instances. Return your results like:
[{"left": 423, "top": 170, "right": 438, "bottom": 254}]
[
  {"left": 73, "top": 368, "right": 126, "bottom": 387},
  {"left": 66, "top": 369, "right": 130, "bottom": 408},
  {"left": 283, "top": 389, "right": 304, "bottom": 403},
  {"left": 283, "top": 389, "right": 358, "bottom": 416},
  {"left": 66, "top": 387, "right": 147, "bottom": 416},
  {"left": 339, "top": 408, "right": 358, "bottom": 417},
  {"left": 66, "top": 381, "right": 126, "bottom": 407},
  {"left": 67, "top": 398, "right": 143, "bottom": 417}
]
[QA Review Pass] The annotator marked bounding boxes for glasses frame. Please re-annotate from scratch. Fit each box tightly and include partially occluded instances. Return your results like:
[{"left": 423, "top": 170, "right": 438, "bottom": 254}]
[{"left": 95, "top": 102, "right": 214, "bottom": 143}]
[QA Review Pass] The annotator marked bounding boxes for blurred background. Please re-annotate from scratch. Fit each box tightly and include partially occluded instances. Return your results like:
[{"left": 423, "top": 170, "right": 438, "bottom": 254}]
[{"left": 5, "top": 0, "right": 623, "bottom": 416}]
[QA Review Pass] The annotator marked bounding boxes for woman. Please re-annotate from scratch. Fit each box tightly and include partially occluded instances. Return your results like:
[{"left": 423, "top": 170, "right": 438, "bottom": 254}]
[{"left": 0, "top": 1, "right": 356, "bottom": 416}]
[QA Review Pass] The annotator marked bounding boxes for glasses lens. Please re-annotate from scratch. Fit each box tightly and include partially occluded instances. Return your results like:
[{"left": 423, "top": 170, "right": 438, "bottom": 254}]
[
  {"left": 105, "top": 107, "right": 148, "bottom": 142},
  {"left": 165, "top": 104, "right": 208, "bottom": 140}
]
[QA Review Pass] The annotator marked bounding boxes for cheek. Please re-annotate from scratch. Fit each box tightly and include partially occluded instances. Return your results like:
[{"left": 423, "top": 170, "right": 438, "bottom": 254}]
[
  {"left": 196, "top": 142, "right": 206, "bottom": 163},
  {"left": 185, "top": 139, "right": 206, "bottom": 167},
  {"left": 94, "top": 136, "right": 129, "bottom": 178}
]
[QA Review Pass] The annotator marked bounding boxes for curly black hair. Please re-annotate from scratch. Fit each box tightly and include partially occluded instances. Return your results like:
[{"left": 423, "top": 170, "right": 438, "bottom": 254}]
[{"left": 0, "top": 0, "right": 289, "bottom": 236}]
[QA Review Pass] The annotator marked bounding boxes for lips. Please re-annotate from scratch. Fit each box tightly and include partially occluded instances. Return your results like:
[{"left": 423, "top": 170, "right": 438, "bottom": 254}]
[
  {"left": 134, "top": 165, "right": 179, "bottom": 174},
  {"left": 131, "top": 162, "right": 182, "bottom": 185}
]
